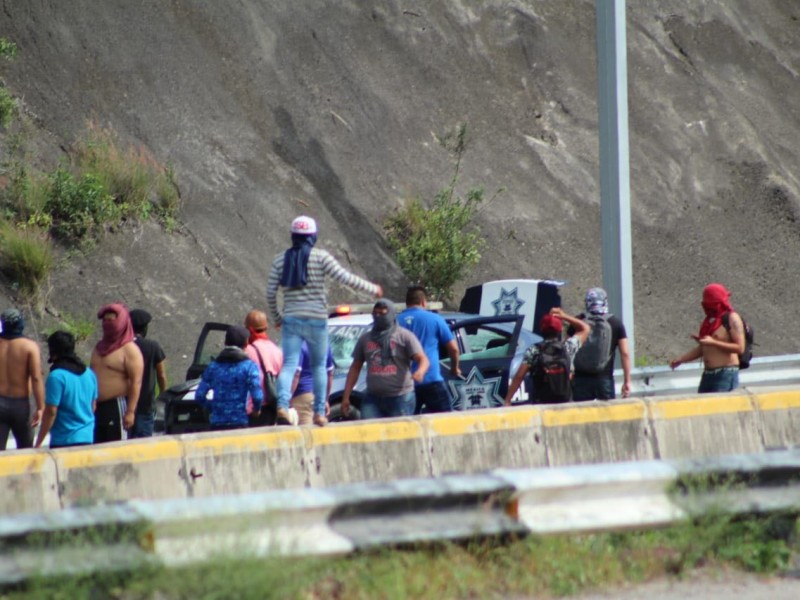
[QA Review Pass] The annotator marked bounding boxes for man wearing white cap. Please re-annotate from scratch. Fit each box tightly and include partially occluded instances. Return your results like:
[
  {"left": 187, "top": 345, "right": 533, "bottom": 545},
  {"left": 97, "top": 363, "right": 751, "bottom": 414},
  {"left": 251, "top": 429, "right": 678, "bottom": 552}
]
[{"left": 267, "top": 216, "right": 382, "bottom": 427}]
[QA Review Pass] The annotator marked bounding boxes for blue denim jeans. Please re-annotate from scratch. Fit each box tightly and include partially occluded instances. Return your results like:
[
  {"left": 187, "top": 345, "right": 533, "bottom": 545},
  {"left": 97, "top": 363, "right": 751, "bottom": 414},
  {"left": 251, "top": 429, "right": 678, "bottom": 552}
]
[
  {"left": 361, "top": 391, "right": 416, "bottom": 420},
  {"left": 129, "top": 409, "right": 155, "bottom": 438},
  {"left": 278, "top": 316, "right": 328, "bottom": 416},
  {"left": 698, "top": 367, "right": 740, "bottom": 394},
  {"left": 414, "top": 381, "right": 452, "bottom": 414},
  {"left": 572, "top": 375, "right": 615, "bottom": 401}
]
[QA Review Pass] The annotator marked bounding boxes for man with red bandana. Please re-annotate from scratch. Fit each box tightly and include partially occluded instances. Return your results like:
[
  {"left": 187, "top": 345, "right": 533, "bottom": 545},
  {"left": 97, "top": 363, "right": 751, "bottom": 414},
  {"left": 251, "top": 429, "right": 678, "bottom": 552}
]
[
  {"left": 90, "top": 303, "right": 144, "bottom": 443},
  {"left": 670, "top": 283, "right": 746, "bottom": 393}
]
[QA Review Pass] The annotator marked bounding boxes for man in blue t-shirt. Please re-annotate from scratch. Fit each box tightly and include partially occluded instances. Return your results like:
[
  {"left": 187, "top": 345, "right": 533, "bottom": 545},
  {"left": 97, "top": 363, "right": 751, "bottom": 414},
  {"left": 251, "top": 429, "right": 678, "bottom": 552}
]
[
  {"left": 35, "top": 331, "right": 97, "bottom": 448},
  {"left": 398, "top": 286, "right": 461, "bottom": 414}
]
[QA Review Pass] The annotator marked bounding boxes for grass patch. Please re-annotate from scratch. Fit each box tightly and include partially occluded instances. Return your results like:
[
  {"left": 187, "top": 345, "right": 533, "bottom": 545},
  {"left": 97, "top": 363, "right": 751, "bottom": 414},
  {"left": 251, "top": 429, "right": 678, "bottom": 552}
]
[
  {"left": 0, "top": 119, "right": 182, "bottom": 300},
  {"left": 72, "top": 122, "right": 181, "bottom": 227},
  {"left": 0, "top": 84, "right": 17, "bottom": 128},
  {"left": 0, "top": 221, "right": 53, "bottom": 298},
  {"left": 42, "top": 312, "right": 95, "bottom": 343},
  {"left": 5, "top": 514, "right": 797, "bottom": 600}
]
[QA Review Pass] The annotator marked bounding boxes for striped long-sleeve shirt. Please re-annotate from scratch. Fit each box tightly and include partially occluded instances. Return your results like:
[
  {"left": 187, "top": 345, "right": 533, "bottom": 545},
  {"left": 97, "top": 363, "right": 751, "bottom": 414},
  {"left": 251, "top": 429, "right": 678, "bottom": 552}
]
[{"left": 267, "top": 247, "right": 379, "bottom": 324}]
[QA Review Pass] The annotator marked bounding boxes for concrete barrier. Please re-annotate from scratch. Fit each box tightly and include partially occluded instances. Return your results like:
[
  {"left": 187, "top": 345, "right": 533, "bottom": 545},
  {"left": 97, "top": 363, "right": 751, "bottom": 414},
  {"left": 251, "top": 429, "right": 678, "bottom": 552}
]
[
  {"left": 752, "top": 387, "right": 800, "bottom": 450},
  {"left": 181, "top": 427, "right": 308, "bottom": 497},
  {"left": 646, "top": 392, "right": 763, "bottom": 459},
  {"left": 0, "top": 452, "right": 60, "bottom": 514},
  {"left": 542, "top": 400, "right": 655, "bottom": 466},
  {"left": 305, "top": 419, "right": 429, "bottom": 487},
  {"left": 53, "top": 437, "right": 185, "bottom": 506},
  {"left": 421, "top": 407, "right": 547, "bottom": 476},
  {"left": 2, "top": 387, "right": 800, "bottom": 515}
]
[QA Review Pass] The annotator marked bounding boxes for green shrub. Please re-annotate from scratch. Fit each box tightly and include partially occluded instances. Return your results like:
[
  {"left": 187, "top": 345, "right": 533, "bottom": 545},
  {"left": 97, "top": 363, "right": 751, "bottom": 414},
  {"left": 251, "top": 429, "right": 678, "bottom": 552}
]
[
  {"left": 384, "top": 124, "right": 500, "bottom": 301},
  {"left": 0, "top": 222, "right": 53, "bottom": 297},
  {"left": 43, "top": 312, "right": 95, "bottom": 343},
  {"left": 0, "top": 37, "right": 18, "bottom": 127},
  {"left": 73, "top": 122, "right": 180, "bottom": 225},
  {"left": 0, "top": 84, "right": 17, "bottom": 127},
  {"left": 3, "top": 163, "right": 51, "bottom": 223},
  {"left": 45, "top": 168, "right": 120, "bottom": 243},
  {"left": 0, "top": 37, "right": 17, "bottom": 60}
]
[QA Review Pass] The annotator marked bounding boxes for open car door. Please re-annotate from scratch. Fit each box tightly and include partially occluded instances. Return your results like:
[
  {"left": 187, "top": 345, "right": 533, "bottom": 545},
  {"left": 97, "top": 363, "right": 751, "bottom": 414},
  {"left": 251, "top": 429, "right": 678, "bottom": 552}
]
[
  {"left": 185, "top": 322, "right": 230, "bottom": 380},
  {"left": 442, "top": 314, "right": 524, "bottom": 410}
]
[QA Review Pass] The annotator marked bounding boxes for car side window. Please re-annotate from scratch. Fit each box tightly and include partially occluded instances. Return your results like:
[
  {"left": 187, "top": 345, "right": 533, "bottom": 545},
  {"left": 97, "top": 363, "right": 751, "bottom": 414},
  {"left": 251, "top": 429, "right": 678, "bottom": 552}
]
[
  {"left": 328, "top": 325, "right": 366, "bottom": 371},
  {"left": 459, "top": 327, "right": 511, "bottom": 361},
  {"left": 199, "top": 330, "right": 226, "bottom": 367}
]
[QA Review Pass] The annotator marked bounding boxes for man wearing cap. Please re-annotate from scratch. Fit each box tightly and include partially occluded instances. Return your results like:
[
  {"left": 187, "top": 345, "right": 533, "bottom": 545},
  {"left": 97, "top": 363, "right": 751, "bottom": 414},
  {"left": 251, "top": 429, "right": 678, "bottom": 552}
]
[
  {"left": 129, "top": 309, "right": 168, "bottom": 438},
  {"left": 504, "top": 307, "right": 590, "bottom": 405},
  {"left": 196, "top": 325, "right": 263, "bottom": 431},
  {"left": 90, "top": 303, "right": 144, "bottom": 443},
  {"left": 243, "top": 309, "right": 282, "bottom": 426},
  {"left": 35, "top": 331, "right": 97, "bottom": 449},
  {"left": 341, "top": 299, "right": 429, "bottom": 419},
  {"left": 570, "top": 288, "right": 632, "bottom": 401},
  {"left": 267, "top": 215, "right": 382, "bottom": 427},
  {"left": 0, "top": 309, "right": 45, "bottom": 450}
]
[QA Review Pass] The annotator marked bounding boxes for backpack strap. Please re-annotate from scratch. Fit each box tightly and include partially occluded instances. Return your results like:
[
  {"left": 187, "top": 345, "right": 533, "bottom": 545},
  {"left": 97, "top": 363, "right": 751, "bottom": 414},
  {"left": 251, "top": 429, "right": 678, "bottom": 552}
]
[{"left": 251, "top": 344, "right": 278, "bottom": 403}]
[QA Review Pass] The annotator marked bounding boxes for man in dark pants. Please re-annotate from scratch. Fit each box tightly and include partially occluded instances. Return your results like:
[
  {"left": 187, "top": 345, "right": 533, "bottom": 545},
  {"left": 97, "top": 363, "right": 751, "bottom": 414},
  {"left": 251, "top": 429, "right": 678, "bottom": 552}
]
[
  {"left": 0, "top": 309, "right": 44, "bottom": 450},
  {"left": 570, "top": 288, "right": 632, "bottom": 401},
  {"left": 129, "top": 309, "right": 167, "bottom": 438},
  {"left": 398, "top": 286, "right": 461, "bottom": 414}
]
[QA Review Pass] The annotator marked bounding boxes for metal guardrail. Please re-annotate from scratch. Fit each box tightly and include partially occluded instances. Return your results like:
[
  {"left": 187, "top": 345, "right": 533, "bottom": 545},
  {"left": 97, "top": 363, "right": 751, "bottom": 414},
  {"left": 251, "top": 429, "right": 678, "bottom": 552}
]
[
  {"left": 2, "top": 449, "right": 799, "bottom": 584},
  {"left": 617, "top": 354, "right": 800, "bottom": 397}
]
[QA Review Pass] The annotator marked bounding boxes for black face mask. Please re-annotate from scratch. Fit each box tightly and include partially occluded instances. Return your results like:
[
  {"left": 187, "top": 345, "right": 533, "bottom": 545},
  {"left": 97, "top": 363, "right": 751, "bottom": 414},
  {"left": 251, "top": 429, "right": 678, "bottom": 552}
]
[{"left": 372, "top": 313, "right": 393, "bottom": 331}]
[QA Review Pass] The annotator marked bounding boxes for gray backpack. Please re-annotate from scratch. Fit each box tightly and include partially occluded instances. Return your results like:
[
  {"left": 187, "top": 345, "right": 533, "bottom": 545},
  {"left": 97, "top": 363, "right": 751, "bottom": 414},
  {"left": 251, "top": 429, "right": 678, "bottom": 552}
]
[{"left": 573, "top": 313, "right": 613, "bottom": 375}]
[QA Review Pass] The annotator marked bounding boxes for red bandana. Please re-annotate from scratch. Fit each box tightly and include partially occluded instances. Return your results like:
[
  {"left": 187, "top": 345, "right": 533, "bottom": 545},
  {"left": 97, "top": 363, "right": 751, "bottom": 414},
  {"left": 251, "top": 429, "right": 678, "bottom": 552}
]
[
  {"left": 95, "top": 303, "right": 135, "bottom": 356},
  {"left": 698, "top": 283, "right": 733, "bottom": 338},
  {"left": 247, "top": 327, "right": 269, "bottom": 345}
]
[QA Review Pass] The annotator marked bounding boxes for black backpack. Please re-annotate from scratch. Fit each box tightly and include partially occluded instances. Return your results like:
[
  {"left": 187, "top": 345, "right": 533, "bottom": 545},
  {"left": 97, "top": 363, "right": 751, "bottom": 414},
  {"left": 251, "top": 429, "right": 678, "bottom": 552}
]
[
  {"left": 721, "top": 312, "right": 754, "bottom": 369},
  {"left": 530, "top": 340, "right": 572, "bottom": 403}
]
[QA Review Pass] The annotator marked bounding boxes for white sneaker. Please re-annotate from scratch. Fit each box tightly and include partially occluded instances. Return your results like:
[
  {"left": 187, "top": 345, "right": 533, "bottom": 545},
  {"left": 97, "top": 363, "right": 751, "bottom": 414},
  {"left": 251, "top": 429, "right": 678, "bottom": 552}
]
[{"left": 287, "top": 408, "right": 299, "bottom": 426}]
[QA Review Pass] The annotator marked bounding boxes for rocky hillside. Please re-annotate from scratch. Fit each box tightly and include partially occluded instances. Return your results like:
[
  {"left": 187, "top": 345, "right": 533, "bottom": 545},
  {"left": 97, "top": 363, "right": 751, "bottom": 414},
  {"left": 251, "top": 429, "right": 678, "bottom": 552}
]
[{"left": 1, "top": 0, "right": 799, "bottom": 377}]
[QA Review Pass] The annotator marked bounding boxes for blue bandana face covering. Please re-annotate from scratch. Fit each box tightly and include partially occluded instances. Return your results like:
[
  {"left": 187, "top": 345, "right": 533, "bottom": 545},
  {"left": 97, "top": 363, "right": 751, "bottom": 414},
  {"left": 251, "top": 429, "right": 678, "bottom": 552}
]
[{"left": 280, "top": 233, "right": 317, "bottom": 288}]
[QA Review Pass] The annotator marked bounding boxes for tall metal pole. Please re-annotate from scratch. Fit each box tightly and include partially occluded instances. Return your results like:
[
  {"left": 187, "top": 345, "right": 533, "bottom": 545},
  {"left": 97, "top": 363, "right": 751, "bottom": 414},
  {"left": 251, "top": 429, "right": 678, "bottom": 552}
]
[{"left": 596, "top": 0, "right": 635, "bottom": 362}]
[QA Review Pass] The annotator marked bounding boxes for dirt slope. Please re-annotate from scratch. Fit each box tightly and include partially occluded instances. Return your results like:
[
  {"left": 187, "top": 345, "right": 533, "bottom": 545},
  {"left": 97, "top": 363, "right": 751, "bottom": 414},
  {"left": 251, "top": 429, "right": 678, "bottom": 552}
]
[{"left": 1, "top": 0, "right": 799, "bottom": 376}]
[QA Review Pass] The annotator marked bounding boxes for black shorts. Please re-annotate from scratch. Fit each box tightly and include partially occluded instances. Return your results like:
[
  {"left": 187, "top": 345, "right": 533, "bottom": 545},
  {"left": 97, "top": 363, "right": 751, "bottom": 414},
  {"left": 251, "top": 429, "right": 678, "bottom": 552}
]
[{"left": 94, "top": 397, "right": 127, "bottom": 444}]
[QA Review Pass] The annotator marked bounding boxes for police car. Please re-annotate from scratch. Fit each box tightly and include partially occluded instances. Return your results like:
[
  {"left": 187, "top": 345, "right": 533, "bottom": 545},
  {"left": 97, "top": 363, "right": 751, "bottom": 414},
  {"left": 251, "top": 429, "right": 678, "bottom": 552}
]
[
  {"left": 157, "top": 279, "right": 562, "bottom": 432},
  {"left": 156, "top": 303, "right": 542, "bottom": 433}
]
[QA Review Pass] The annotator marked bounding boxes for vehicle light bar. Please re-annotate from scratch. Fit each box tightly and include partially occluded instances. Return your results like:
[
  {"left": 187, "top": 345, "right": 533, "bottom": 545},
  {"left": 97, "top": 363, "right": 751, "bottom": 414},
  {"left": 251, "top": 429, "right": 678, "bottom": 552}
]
[{"left": 328, "top": 301, "right": 444, "bottom": 316}]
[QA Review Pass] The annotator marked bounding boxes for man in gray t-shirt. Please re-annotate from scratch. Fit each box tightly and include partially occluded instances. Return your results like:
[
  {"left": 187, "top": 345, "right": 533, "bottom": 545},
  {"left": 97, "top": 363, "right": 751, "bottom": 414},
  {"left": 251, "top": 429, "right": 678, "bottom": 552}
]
[{"left": 341, "top": 300, "right": 429, "bottom": 420}]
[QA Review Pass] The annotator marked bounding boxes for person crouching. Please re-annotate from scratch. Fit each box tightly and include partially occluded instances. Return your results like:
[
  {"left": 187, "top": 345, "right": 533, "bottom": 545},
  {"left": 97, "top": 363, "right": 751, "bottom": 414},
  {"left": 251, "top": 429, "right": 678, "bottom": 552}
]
[{"left": 196, "top": 326, "right": 263, "bottom": 431}]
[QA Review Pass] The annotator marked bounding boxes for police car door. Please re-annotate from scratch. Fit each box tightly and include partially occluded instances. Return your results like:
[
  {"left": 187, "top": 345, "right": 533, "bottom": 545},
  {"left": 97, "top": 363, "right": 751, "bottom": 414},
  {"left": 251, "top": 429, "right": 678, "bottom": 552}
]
[{"left": 444, "top": 315, "right": 524, "bottom": 411}]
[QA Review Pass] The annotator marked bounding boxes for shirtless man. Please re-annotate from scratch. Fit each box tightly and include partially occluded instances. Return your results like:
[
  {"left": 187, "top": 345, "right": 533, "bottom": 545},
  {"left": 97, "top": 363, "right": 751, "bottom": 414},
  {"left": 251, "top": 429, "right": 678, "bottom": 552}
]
[
  {"left": 670, "top": 283, "right": 745, "bottom": 393},
  {"left": 0, "top": 309, "right": 44, "bottom": 450},
  {"left": 90, "top": 303, "right": 144, "bottom": 443}
]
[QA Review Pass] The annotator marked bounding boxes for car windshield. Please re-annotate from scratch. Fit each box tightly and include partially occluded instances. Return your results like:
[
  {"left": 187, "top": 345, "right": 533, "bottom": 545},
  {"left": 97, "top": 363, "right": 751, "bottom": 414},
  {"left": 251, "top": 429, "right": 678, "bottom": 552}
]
[{"left": 328, "top": 323, "right": 369, "bottom": 372}]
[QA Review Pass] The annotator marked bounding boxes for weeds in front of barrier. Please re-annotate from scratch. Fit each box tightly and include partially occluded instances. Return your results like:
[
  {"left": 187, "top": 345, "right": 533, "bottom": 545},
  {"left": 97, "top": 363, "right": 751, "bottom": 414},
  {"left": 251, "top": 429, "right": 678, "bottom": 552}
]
[{"left": 4, "top": 515, "right": 798, "bottom": 600}]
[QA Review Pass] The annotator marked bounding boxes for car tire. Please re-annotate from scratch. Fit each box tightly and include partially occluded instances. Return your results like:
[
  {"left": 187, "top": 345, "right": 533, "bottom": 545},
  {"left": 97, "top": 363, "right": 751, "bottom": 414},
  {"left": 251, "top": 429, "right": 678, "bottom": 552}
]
[{"left": 328, "top": 403, "right": 361, "bottom": 422}]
